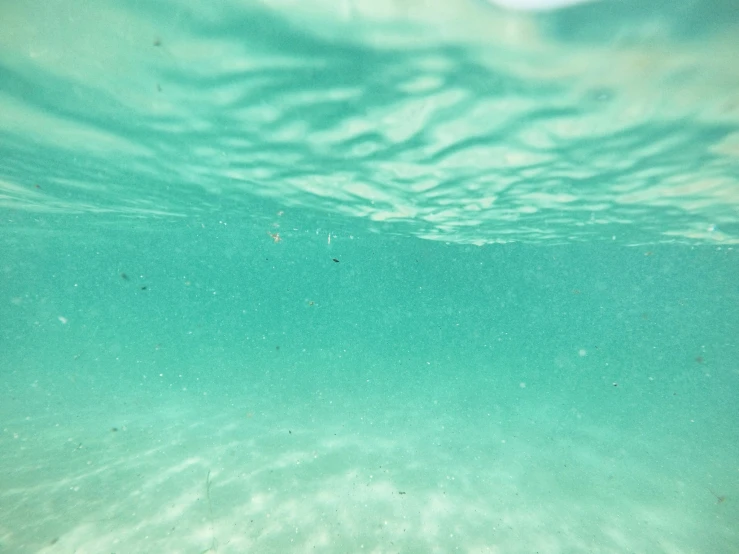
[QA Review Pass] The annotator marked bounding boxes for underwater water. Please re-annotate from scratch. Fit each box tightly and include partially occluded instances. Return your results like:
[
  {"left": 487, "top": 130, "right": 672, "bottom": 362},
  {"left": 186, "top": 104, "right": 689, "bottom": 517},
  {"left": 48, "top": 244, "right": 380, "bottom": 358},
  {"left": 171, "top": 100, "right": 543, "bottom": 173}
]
[{"left": 1, "top": 0, "right": 738, "bottom": 552}]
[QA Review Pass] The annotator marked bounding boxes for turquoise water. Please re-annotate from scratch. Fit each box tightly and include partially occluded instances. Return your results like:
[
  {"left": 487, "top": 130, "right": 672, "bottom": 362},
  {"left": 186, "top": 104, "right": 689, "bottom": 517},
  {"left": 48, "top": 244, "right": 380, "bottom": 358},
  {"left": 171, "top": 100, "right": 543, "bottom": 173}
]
[{"left": 1, "top": 1, "right": 738, "bottom": 552}]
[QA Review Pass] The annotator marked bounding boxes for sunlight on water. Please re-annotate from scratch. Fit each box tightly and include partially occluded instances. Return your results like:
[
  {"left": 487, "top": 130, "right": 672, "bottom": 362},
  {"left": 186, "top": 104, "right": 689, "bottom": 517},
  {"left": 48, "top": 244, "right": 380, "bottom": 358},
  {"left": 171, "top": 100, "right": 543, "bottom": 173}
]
[{"left": 1, "top": 0, "right": 738, "bottom": 244}]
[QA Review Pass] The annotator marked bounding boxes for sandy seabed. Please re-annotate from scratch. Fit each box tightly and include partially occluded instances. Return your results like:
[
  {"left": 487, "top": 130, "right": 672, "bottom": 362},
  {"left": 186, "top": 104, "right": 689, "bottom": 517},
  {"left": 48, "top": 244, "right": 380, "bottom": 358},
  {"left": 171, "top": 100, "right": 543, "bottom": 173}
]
[{"left": 1, "top": 379, "right": 736, "bottom": 554}]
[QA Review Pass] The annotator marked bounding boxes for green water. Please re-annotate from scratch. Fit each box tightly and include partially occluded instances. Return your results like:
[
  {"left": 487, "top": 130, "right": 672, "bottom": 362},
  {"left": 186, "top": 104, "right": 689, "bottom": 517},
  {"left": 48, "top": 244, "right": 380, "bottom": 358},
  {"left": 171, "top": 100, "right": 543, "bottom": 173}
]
[{"left": 1, "top": 1, "right": 738, "bottom": 553}]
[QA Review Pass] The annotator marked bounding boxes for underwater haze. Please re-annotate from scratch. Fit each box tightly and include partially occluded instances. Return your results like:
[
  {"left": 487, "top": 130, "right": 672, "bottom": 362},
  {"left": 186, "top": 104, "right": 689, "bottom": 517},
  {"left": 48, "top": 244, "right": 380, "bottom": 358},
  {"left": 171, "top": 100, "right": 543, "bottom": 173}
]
[{"left": 1, "top": 0, "right": 738, "bottom": 552}]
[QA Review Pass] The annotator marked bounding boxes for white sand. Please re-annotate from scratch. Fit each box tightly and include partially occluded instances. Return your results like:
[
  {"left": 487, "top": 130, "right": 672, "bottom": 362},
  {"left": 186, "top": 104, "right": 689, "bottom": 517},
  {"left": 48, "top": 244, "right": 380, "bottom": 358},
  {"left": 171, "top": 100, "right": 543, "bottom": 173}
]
[{"left": 1, "top": 382, "right": 736, "bottom": 553}]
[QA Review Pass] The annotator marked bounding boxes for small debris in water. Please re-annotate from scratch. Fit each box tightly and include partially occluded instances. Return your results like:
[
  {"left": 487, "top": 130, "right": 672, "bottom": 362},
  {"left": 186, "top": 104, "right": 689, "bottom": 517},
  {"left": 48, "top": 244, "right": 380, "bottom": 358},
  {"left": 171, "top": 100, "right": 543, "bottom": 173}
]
[{"left": 708, "top": 488, "right": 726, "bottom": 504}]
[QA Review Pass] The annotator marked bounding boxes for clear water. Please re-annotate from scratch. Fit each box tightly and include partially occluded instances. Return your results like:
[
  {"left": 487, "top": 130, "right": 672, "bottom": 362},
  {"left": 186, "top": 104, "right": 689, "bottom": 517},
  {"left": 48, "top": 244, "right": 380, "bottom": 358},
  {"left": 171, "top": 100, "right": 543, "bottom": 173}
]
[{"left": 1, "top": 1, "right": 738, "bottom": 552}]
